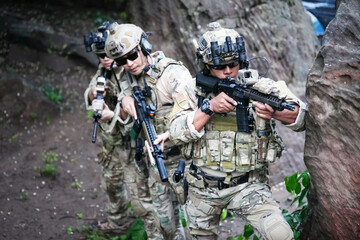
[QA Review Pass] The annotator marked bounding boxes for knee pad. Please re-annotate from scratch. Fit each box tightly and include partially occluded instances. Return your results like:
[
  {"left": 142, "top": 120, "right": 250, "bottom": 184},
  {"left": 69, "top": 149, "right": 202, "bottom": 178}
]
[{"left": 259, "top": 211, "right": 293, "bottom": 240}]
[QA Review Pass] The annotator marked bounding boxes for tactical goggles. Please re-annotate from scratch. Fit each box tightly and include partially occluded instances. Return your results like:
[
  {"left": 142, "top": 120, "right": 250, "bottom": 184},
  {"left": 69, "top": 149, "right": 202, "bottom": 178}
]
[
  {"left": 209, "top": 61, "right": 239, "bottom": 70},
  {"left": 96, "top": 53, "right": 107, "bottom": 59},
  {"left": 115, "top": 48, "right": 139, "bottom": 66}
]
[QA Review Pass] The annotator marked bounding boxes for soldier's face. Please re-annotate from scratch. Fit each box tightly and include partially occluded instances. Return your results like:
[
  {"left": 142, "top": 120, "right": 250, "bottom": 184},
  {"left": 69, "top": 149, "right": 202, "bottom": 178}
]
[
  {"left": 117, "top": 47, "right": 148, "bottom": 76},
  {"left": 99, "top": 56, "right": 115, "bottom": 70},
  {"left": 209, "top": 62, "right": 240, "bottom": 79}
]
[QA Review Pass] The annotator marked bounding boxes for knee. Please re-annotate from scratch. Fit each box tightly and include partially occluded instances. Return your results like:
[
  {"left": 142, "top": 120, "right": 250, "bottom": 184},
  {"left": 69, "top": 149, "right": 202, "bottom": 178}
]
[{"left": 259, "top": 211, "right": 293, "bottom": 240}]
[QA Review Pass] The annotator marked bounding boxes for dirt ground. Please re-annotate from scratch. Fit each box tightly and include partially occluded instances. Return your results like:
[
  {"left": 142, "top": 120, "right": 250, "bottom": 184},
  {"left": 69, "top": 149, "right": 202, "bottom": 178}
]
[{"left": 0, "top": 2, "right": 298, "bottom": 240}]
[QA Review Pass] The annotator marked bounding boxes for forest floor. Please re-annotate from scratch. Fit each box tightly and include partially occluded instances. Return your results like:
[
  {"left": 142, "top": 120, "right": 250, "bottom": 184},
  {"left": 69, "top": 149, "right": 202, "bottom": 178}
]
[{"left": 0, "top": 2, "right": 298, "bottom": 240}]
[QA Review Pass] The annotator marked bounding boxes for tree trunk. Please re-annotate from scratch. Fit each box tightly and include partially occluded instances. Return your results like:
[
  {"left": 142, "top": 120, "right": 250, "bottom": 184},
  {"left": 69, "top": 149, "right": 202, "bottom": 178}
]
[{"left": 303, "top": 0, "right": 360, "bottom": 239}]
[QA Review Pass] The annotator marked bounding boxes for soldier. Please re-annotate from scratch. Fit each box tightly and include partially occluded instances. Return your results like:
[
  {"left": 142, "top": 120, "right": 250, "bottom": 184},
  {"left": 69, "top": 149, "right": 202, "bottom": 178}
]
[
  {"left": 83, "top": 22, "right": 152, "bottom": 233},
  {"left": 104, "top": 22, "right": 194, "bottom": 239},
  {"left": 169, "top": 22, "right": 308, "bottom": 239}
]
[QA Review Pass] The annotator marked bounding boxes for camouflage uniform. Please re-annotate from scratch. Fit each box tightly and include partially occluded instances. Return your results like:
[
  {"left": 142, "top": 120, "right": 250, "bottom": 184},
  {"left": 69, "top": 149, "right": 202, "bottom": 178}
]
[
  {"left": 118, "top": 50, "right": 194, "bottom": 239},
  {"left": 168, "top": 23, "right": 307, "bottom": 240},
  {"left": 84, "top": 65, "right": 154, "bottom": 230}
]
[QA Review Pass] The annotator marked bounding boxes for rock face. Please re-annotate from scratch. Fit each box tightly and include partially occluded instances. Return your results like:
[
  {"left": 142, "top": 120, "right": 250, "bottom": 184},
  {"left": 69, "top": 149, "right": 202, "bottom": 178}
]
[
  {"left": 304, "top": 0, "right": 360, "bottom": 239},
  {"left": 125, "top": 0, "right": 317, "bottom": 183}
]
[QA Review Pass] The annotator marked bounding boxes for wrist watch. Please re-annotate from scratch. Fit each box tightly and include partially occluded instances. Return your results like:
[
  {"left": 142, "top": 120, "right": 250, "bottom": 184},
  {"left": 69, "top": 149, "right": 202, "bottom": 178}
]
[{"left": 200, "top": 100, "right": 214, "bottom": 116}]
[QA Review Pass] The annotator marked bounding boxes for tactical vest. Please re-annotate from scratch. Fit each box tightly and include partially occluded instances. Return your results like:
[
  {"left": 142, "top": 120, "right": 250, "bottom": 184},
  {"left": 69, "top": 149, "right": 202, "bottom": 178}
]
[
  {"left": 191, "top": 95, "right": 285, "bottom": 175},
  {"left": 139, "top": 57, "right": 185, "bottom": 164}
]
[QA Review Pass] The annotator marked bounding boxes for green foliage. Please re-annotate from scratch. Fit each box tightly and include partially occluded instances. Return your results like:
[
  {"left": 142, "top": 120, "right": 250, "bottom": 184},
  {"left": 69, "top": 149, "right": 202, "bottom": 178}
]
[
  {"left": 41, "top": 83, "right": 63, "bottom": 105},
  {"left": 88, "top": 110, "right": 94, "bottom": 118},
  {"left": 76, "top": 213, "right": 83, "bottom": 219},
  {"left": 19, "top": 191, "right": 29, "bottom": 200},
  {"left": 283, "top": 170, "right": 310, "bottom": 240},
  {"left": 35, "top": 152, "right": 59, "bottom": 179},
  {"left": 30, "top": 112, "right": 38, "bottom": 119},
  {"left": 8, "top": 133, "right": 19, "bottom": 143},
  {"left": 226, "top": 224, "right": 258, "bottom": 240},
  {"left": 119, "top": 11, "right": 127, "bottom": 20},
  {"left": 67, "top": 218, "right": 146, "bottom": 240},
  {"left": 180, "top": 205, "right": 187, "bottom": 227},
  {"left": 120, "top": 218, "right": 147, "bottom": 240},
  {"left": 92, "top": 10, "right": 114, "bottom": 24},
  {"left": 71, "top": 181, "right": 82, "bottom": 189}
]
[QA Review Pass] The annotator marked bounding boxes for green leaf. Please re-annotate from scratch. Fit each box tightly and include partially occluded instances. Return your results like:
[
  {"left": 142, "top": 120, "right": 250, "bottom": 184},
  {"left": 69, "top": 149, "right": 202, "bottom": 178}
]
[
  {"left": 294, "top": 230, "right": 301, "bottom": 239},
  {"left": 301, "top": 171, "right": 310, "bottom": 188},
  {"left": 291, "top": 196, "right": 299, "bottom": 206},
  {"left": 66, "top": 226, "right": 73, "bottom": 234},
  {"left": 243, "top": 224, "right": 254, "bottom": 239},
  {"left": 221, "top": 208, "right": 228, "bottom": 220},
  {"left": 76, "top": 213, "right": 83, "bottom": 219},
  {"left": 253, "top": 235, "right": 259, "bottom": 240},
  {"left": 295, "top": 183, "right": 301, "bottom": 195},
  {"left": 236, "top": 235, "right": 243, "bottom": 240},
  {"left": 282, "top": 209, "right": 289, "bottom": 214},
  {"left": 180, "top": 206, "right": 187, "bottom": 227}
]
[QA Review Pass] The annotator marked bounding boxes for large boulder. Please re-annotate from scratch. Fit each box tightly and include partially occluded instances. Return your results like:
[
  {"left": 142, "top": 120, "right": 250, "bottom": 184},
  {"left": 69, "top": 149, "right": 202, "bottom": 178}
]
[{"left": 303, "top": 0, "right": 360, "bottom": 239}]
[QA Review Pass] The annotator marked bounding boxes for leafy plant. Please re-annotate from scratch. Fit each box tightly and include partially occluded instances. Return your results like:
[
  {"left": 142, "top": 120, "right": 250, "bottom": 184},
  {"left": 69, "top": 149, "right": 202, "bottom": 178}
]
[
  {"left": 41, "top": 83, "right": 63, "bottom": 105},
  {"left": 283, "top": 170, "right": 310, "bottom": 239},
  {"left": 71, "top": 181, "right": 82, "bottom": 189},
  {"left": 8, "top": 133, "right": 19, "bottom": 143},
  {"left": 19, "top": 191, "right": 29, "bottom": 200},
  {"left": 76, "top": 213, "right": 83, "bottom": 219},
  {"left": 221, "top": 209, "right": 257, "bottom": 240},
  {"left": 67, "top": 218, "right": 146, "bottom": 240},
  {"left": 120, "top": 218, "right": 147, "bottom": 240},
  {"left": 226, "top": 224, "right": 259, "bottom": 240},
  {"left": 35, "top": 152, "right": 59, "bottom": 179},
  {"left": 92, "top": 10, "right": 114, "bottom": 24},
  {"left": 88, "top": 110, "right": 93, "bottom": 118}
]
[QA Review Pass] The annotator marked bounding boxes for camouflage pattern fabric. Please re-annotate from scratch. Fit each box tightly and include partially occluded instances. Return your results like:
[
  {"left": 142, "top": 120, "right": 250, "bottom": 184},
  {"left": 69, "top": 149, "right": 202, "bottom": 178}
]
[
  {"left": 120, "top": 51, "right": 195, "bottom": 239},
  {"left": 168, "top": 69, "right": 305, "bottom": 239},
  {"left": 84, "top": 64, "right": 152, "bottom": 230},
  {"left": 185, "top": 182, "right": 292, "bottom": 239}
]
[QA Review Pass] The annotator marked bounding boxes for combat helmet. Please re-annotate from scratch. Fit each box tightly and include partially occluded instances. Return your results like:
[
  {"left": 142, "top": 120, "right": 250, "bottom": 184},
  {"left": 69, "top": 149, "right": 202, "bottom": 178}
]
[
  {"left": 196, "top": 22, "right": 248, "bottom": 70},
  {"left": 83, "top": 21, "right": 110, "bottom": 57},
  {"left": 105, "top": 22, "right": 152, "bottom": 60}
]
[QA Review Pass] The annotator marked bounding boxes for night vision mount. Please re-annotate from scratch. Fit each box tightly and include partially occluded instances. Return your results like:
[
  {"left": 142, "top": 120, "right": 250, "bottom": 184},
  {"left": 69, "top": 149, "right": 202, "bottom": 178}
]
[
  {"left": 83, "top": 21, "right": 110, "bottom": 52},
  {"left": 210, "top": 36, "right": 249, "bottom": 68}
]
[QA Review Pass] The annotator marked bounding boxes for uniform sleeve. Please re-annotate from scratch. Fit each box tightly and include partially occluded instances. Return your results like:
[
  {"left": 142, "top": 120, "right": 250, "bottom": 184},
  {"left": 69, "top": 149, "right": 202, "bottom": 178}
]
[
  {"left": 161, "top": 65, "right": 205, "bottom": 144},
  {"left": 275, "top": 81, "right": 308, "bottom": 132}
]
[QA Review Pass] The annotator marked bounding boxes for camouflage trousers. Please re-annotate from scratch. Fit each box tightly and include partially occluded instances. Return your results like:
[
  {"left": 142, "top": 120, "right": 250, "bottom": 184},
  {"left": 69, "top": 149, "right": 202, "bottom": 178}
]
[
  {"left": 99, "top": 144, "right": 134, "bottom": 226},
  {"left": 144, "top": 158, "right": 187, "bottom": 240},
  {"left": 185, "top": 182, "right": 293, "bottom": 240},
  {"left": 100, "top": 142, "right": 165, "bottom": 238}
]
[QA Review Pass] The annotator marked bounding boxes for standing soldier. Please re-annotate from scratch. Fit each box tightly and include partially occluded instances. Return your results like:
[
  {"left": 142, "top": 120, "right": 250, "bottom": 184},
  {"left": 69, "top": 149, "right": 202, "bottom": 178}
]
[
  {"left": 169, "top": 22, "right": 307, "bottom": 239},
  {"left": 83, "top": 22, "right": 153, "bottom": 234},
  {"left": 104, "top": 22, "right": 194, "bottom": 239}
]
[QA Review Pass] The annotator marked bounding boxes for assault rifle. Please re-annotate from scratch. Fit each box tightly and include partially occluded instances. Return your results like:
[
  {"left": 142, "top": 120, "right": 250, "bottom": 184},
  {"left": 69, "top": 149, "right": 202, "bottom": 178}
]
[
  {"left": 91, "top": 67, "right": 107, "bottom": 143},
  {"left": 130, "top": 83, "right": 168, "bottom": 182},
  {"left": 196, "top": 70, "right": 295, "bottom": 133}
]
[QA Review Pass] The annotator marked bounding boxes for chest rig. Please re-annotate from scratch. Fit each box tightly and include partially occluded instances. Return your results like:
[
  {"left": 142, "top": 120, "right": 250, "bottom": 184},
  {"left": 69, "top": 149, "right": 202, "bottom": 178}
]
[
  {"left": 192, "top": 88, "right": 285, "bottom": 175},
  {"left": 132, "top": 57, "right": 184, "bottom": 162}
]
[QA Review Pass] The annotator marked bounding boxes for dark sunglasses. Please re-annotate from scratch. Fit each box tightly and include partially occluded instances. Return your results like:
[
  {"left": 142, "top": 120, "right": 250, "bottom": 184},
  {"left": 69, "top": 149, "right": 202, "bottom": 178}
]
[
  {"left": 210, "top": 62, "right": 239, "bottom": 70},
  {"left": 115, "top": 49, "right": 139, "bottom": 66},
  {"left": 96, "top": 53, "right": 107, "bottom": 59}
]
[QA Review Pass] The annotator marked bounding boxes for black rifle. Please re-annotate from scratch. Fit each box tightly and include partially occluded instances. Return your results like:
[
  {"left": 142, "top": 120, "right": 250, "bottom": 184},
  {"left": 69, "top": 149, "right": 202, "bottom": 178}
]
[
  {"left": 92, "top": 67, "right": 107, "bottom": 143},
  {"left": 130, "top": 84, "right": 168, "bottom": 182},
  {"left": 196, "top": 71, "right": 295, "bottom": 133}
]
